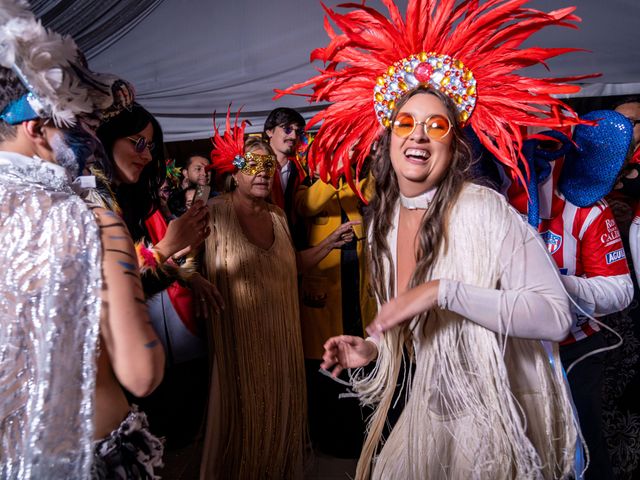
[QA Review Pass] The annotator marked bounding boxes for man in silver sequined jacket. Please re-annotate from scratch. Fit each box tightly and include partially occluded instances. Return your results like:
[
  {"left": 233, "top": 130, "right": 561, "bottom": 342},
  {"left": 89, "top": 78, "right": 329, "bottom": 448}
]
[{"left": 0, "top": 3, "right": 165, "bottom": 478}]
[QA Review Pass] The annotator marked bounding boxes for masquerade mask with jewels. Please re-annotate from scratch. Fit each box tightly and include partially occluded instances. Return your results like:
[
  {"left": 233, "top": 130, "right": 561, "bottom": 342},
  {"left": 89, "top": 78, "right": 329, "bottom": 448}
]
[
  {"left": 233, "top": 152, "right": 276, "bottom": 177},
  {"left": 0, "top": 0, "right": 135, "bottom": 185}
]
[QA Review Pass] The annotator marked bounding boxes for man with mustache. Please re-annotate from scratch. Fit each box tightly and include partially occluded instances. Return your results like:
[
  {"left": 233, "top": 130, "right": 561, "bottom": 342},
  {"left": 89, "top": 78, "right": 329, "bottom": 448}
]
[{"left": 263, "top": 107, "right": 308, "bottom": 247}]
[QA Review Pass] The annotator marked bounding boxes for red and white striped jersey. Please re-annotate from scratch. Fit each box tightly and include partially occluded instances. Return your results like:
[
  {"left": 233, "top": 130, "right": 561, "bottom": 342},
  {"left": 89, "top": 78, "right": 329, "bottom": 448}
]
[{"left": 539, "top": 192, "right": 630, "bottom": 344}]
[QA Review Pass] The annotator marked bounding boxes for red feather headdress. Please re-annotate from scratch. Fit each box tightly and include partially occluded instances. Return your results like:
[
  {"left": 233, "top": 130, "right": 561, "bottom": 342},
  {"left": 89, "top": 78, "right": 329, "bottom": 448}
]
[
  {"left": 275, "top": 0, "right": 597, "bottom": 195},
  {"left": 209, "top": 107, "right": 248, "bottom": 175}
]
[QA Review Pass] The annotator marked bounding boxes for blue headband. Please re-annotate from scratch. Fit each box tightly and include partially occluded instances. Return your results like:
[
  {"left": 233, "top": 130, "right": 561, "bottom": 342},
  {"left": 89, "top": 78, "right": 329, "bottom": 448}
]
[{"left": 0, "top": 93, "right": 40, "bottom": 125}]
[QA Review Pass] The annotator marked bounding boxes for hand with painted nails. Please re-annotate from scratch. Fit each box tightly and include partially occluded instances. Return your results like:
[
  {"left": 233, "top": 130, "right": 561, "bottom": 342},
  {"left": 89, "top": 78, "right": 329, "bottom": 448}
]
[
  {"left": 320, "top": 335, "right": 378, "bottom": 378},
  {"left": 366, "top": 280, "right": 440, "bottom": 337}
]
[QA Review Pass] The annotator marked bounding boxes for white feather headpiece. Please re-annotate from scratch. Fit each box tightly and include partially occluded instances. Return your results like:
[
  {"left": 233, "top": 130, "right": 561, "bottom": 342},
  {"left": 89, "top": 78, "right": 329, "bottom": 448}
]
[{"left": 0, "top": 0, "right": 133, "bottom": 126}]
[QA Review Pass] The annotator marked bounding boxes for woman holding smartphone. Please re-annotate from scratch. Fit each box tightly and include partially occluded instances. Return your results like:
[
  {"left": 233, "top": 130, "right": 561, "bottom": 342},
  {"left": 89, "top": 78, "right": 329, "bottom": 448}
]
[{"left": 89, "top": 103, "right": 223, "bottom": 449}]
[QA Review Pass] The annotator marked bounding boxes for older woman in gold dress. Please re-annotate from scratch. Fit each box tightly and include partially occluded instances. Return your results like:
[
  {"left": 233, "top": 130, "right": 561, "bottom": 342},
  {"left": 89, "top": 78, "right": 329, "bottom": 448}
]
[
  {"left": 201, "top": 112, "right": 358, "bottom": 479},
  {"left": 201, "top": 118, "right": 306, "bottom": 478}
]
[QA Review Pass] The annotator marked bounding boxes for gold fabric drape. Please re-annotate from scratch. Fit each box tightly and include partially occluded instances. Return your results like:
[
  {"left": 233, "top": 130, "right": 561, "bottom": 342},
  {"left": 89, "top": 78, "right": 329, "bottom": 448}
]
[{"left": 201, "top": 195, "right": 306, "bottom": 479}]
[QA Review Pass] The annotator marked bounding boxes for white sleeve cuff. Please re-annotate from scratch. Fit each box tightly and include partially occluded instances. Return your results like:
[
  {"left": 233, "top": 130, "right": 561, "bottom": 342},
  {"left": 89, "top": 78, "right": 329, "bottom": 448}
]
[{"left": 437, "top": 278, "right": 458, "bottom": 310}]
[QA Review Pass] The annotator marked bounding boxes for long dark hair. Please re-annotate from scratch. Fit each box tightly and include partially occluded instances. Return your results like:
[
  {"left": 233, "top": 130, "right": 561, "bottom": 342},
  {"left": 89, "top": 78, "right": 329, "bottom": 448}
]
[
  {"left": 358, "top": 88, "right": 474, "bottom": 476},
  {"left": 366, "top": 87, "right": 473, "bottom": 306},
  {"left": 96, "top": 103, "right": 164, "bottom": 241}
]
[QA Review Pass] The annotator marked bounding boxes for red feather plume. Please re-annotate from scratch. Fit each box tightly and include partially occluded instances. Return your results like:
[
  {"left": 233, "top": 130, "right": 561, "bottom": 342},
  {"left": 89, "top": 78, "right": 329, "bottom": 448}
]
[
  {"left": 275, "top": 0, "right": 599, "bottom": 196},
  {"left": 209, "top": 106, "right": 247, "bottom": 175}
]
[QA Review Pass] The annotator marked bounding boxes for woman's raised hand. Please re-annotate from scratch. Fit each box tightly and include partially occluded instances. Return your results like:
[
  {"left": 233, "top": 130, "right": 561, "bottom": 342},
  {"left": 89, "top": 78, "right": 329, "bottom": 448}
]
[
  {"left": 321, "top": 335, "right": 378, "bottom": 378},
  {"left": 366, "top": 280, "right": 440, "bottom": 337},
  {"left": 155, "top": 200, "right": 210, "bottom": 260}
]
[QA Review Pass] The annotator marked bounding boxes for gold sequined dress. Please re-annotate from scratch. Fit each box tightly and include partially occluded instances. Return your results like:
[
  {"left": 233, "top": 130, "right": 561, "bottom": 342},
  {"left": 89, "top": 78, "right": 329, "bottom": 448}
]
[{"left": 201, "top": 195, "right": 306, "bottom": 479}]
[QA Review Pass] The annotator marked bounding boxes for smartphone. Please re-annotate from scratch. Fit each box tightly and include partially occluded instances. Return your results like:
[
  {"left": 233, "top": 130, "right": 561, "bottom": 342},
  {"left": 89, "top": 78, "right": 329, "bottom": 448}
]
[{"left": 194, "top": 185, "right": 211, "bottom": 204}]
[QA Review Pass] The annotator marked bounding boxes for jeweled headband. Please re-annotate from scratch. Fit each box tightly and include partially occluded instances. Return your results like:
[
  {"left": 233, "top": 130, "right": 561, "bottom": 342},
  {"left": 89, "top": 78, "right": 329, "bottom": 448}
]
[{"left": 375, "top": 53, "right": 476, "bottom": 127}]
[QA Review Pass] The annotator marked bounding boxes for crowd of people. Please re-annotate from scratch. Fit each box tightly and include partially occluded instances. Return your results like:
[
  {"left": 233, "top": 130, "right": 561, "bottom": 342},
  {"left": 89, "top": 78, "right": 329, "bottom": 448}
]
[{"left": 1, "top": 0, "right": 640, "bottom": 479}]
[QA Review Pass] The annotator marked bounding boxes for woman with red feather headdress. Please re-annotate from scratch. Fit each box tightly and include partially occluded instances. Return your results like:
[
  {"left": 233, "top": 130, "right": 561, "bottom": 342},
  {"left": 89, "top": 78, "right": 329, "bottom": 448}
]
[
  {"left": 277, "top": 0, "right": 595, "bottom": 478},
  {"left": 200, "top": 109, "right": 307, "bottom": 479}
]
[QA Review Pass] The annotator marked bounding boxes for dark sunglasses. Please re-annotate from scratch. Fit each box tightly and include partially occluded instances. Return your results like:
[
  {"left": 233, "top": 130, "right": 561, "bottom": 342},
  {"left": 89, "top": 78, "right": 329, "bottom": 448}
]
[
  {"left": 392, "top": 113, "right": 452, "bottom": 141},
  {"left": 127, "top": 136, "right": 155, "bottom": 153},
  {"left": 280, "top": 124, "right": 302, "bottom": 137}
]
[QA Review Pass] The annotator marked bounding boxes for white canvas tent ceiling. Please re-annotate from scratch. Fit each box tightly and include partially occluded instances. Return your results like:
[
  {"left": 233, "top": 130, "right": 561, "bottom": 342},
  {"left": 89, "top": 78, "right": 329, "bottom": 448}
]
[{"left": 36, "top": 0, "right": 640, "bottom": 142}]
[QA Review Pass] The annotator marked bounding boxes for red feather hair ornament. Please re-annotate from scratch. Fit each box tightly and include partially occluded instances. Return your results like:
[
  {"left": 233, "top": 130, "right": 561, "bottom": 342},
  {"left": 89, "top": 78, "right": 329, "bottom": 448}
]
[
  {"left": 209, "top": 106, "right": 248, "bottom": 175},
  {"left": 275, "top": 0, "right": 598, "bottom": 197}
]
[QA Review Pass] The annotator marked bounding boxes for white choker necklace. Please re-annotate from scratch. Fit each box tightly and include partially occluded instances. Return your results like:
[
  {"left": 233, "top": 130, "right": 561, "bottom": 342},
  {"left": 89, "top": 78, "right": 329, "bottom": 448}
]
[{"left": 399, "top": 189, "right": 436, "bottom": 210}]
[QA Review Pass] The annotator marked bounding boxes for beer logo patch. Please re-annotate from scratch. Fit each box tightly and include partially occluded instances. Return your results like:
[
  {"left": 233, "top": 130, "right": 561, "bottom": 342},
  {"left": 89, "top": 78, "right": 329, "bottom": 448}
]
[{"left": 606, "top": 248, "right": 626, "bottom": 265}]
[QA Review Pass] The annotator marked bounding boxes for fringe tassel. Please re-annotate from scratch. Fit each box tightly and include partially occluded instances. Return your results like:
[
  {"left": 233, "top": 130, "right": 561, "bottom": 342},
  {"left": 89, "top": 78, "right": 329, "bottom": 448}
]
[
  {"left": 351, "top": 185, "right": 578, "bottom": 479},
  {"left": 201, "top": 197, "right": 307, "bottom": 479}
]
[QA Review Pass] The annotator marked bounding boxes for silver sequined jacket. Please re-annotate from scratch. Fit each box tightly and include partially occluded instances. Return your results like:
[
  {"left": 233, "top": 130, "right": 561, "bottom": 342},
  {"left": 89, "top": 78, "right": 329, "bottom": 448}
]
[{"left": 0, "top": 152, "right": 101, "bottom": 479}]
